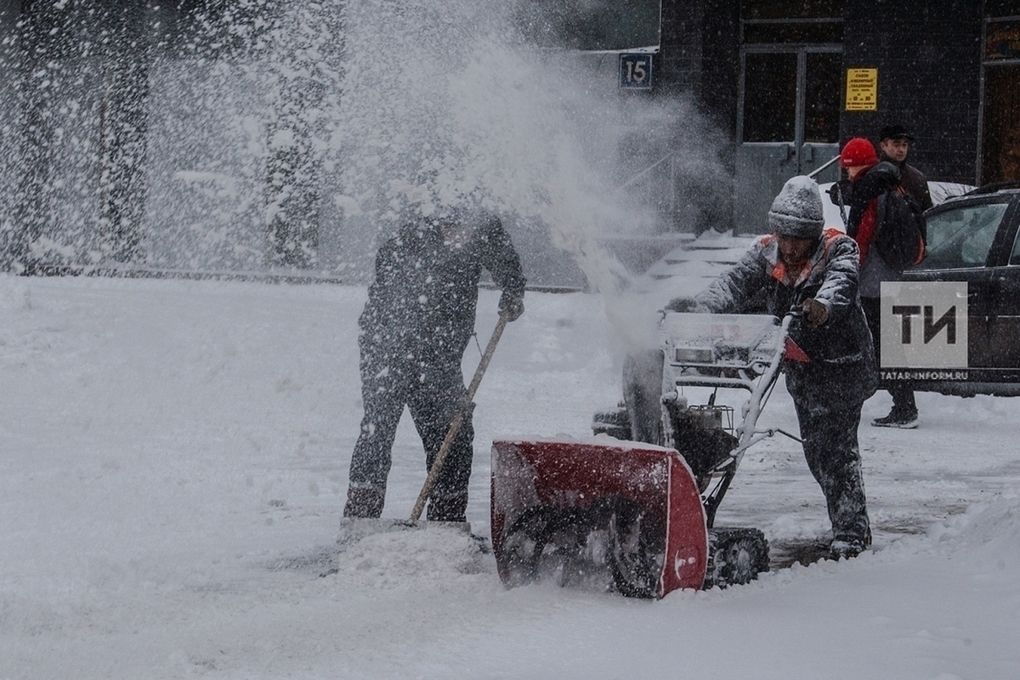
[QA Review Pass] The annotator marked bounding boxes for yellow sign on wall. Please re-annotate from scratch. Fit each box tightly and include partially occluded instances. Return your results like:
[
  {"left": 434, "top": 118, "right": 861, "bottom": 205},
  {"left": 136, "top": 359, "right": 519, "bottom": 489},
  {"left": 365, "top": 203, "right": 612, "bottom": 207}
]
[{"left": 845, "top": 68, "right": 878, "bottom": 111}]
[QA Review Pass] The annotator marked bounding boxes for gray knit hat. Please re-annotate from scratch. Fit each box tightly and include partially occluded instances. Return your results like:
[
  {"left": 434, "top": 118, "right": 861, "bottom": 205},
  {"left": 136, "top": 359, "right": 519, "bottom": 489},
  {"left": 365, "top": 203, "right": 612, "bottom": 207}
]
[{"left": 767, "top": 176, "right": 824, "bottom": 240}]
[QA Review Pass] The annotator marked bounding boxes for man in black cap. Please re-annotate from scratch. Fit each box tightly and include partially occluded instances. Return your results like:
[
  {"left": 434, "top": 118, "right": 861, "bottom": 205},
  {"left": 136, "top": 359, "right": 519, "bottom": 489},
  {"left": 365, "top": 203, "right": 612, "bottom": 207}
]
[
  {"left": 868, "top": 124, "right": 932, "bottom": 428},
  {"left": 878, "top": 124, "right": 933, "bottom": 212}
]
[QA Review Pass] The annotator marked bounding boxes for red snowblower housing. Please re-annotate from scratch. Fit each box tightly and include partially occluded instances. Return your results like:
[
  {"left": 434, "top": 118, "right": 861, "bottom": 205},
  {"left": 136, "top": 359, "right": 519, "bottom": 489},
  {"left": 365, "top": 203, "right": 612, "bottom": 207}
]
[{"left": 491, "top": 438, "right": 708, "bottom": 598}]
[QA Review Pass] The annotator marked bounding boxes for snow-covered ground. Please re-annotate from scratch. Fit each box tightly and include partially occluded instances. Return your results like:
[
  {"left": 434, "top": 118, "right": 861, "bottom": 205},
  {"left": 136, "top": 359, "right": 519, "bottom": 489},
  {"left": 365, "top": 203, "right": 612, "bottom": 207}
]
[{"left": 2, "top": 274, "right": 1019, "bottom": 680}]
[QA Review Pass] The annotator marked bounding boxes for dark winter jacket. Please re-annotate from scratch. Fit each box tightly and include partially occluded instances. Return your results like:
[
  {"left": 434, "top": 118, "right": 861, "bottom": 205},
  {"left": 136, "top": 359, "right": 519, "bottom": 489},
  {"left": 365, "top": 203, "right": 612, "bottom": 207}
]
[
  {"left": 692, "top": 229, "right": 877, "bottom": 402},
  {"left": 359, "top": 211, "right": 526, "bottom": 368},
  {"left": 881, "top": 156, "right": 933, "bottom": 212}
]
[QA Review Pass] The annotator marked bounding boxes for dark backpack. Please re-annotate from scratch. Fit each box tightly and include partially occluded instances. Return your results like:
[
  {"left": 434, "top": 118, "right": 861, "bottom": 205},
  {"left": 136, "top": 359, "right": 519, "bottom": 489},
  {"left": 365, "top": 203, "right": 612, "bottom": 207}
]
[{"left": 875, "top": 187, "right": 927, "bottom": 270}]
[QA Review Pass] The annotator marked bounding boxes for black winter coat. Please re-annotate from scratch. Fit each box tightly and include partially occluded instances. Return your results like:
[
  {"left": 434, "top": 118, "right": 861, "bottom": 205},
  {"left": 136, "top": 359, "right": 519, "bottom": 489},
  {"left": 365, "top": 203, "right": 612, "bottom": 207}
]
[
  {"left": 845, "top": 161, "right": 901, "bottom": 237},
  {"left": 881, "top": 157, "right": 933, "bottom": 212},
  {"left": 359, "top": 212, "right": 526, "bottom": 368}
]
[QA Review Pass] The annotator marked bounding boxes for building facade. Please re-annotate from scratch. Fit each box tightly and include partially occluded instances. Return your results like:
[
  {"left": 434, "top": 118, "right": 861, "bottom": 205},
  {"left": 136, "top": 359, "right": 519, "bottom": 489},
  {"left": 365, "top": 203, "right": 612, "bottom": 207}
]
[{"left": 657, "top": 0, "right": 1019, "bottom": 231}]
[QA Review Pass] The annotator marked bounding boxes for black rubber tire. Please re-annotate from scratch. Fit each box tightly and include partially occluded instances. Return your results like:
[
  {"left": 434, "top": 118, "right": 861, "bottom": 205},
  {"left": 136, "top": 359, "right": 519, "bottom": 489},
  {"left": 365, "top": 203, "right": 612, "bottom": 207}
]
[
  {"left": 705, "top": 527, "right": 769, "bottom": 589},
  {"left": 500, "top": 509, "right": 554, "bottom": 587}
]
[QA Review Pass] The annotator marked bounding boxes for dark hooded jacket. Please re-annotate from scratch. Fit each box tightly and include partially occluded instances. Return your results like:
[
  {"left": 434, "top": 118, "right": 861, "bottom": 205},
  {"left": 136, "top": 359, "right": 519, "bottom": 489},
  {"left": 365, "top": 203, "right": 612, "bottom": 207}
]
[
  {"left": 843, "top": 161, "right": 912, "bottom": 297},
  {"left": 359, "top": 211, "right": 526, "bottom": 368}
]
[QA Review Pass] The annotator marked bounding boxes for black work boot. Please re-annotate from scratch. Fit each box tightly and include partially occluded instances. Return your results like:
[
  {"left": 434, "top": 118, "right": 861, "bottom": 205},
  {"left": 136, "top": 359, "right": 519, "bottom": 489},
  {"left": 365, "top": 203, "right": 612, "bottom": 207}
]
[
  {"left": 829, "top": 529, "right": 871, "bottom": 560},
  {"left": 871, "top": 408, "right": 918, "bottom": 429},
  {"left": 343, "top": 485, "right": 385, "bottom": 518},
  {"left": 829, "top": 538, "right": 866, "bottom": 560}
]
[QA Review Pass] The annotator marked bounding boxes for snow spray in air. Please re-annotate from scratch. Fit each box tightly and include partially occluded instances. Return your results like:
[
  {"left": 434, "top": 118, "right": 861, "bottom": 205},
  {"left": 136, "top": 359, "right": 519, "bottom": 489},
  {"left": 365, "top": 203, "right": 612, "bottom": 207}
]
[{"left": 0, "top": 0, "right": 728, "bottom": 306}]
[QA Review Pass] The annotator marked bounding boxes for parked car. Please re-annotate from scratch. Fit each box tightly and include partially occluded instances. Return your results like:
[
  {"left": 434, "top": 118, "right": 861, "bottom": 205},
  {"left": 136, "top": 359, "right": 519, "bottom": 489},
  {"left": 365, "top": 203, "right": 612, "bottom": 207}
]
[
  {"left": 897, "top": 182, "right": 1020, "bottom": 397},
  {"left": 823, "top": 180, "right": 1020, "bottom": 397},
  {"left": 818, "top": 179, "right": 1020, "bottom": 397}
]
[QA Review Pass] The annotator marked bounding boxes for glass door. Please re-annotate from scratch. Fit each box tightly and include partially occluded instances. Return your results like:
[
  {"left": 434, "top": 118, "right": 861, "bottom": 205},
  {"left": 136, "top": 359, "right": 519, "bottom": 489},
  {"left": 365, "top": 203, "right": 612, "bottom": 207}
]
[{"left": 735, "top": 47, "right": 842, "bottom": 233}]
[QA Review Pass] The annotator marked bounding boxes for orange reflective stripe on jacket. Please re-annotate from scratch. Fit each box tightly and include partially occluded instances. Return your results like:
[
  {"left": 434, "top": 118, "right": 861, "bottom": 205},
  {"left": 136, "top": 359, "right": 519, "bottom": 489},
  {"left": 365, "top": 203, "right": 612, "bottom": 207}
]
[{"left": 768, "top": 228, "right": 844, "bottom": 285}]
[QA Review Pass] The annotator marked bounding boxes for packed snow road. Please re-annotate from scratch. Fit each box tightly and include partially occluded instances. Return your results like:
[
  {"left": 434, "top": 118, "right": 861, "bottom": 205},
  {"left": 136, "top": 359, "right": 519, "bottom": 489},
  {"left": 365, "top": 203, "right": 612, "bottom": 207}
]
[{"left": 1, "top": 275, "right": 1018, "bottom": 679}]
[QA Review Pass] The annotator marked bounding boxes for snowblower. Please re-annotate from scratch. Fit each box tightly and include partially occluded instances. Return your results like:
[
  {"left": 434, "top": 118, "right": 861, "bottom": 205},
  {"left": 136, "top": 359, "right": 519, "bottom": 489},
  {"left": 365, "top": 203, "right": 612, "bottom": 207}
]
[{"left": 491, "top": 312, "right": 802, "bottom": 598}]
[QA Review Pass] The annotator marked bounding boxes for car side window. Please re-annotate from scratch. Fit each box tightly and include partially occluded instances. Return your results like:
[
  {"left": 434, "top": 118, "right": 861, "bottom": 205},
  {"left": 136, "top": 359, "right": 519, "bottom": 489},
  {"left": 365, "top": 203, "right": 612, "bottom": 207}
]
[
  {"left": 1009, "top": 218, "right": 1020, "bottom": 266},
  {"left": 920, "top": 202, "right": 1009, "bottom": 269}
]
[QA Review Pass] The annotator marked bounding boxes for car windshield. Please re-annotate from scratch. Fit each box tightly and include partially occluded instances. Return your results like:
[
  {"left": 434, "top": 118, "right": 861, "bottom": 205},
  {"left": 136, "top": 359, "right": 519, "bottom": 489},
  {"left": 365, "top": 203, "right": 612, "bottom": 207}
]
[{"left": 916, "top": 202, "right": 1010, "bottom": 269}]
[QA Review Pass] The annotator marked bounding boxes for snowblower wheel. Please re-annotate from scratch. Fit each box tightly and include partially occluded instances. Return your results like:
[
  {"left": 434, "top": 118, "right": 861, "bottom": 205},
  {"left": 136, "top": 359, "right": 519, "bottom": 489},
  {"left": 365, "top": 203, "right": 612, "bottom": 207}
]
[
  {"left": 500, "top": 508, "right": 596, "bottom": 588},
  {"left": 704, "top": 527, "right": 769, "bottom": 589},
  {"left": 607, "top": 501, "right": 666, "bottom": 598}
]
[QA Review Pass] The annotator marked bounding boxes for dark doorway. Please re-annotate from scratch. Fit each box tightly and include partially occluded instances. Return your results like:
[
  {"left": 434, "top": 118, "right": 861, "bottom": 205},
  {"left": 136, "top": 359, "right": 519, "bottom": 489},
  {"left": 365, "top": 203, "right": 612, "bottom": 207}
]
[{"left": 736, "top": 47, "right": 842, "bottom": 233}]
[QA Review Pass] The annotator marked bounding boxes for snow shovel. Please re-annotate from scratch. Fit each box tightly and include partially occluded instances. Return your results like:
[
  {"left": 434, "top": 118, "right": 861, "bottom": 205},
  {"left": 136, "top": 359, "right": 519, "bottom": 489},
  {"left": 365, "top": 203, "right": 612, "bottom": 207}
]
[
  {"left": 335, "top": 312, "right": 511, "bottom": 553},
  {"left": 407, "top": 310, "right": 510, "bottom": 523}
]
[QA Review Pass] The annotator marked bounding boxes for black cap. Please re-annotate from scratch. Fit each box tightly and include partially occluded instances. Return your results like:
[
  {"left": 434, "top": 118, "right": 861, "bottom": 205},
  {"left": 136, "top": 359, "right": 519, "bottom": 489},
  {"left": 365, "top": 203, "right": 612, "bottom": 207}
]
[{"left": 879, "top": 124, "right": 915, "bottom": 142}]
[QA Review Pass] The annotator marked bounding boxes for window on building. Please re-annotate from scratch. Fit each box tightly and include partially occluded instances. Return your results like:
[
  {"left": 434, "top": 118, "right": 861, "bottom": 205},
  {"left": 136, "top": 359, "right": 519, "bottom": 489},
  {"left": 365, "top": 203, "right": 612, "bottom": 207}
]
[
  {"left": 742, "top": 52, "right": 797, "bottom": 142},
  {"left": 982, "top": 16, "right": 1020, "bottom": 184},
  {"left": 985, "top": 1, "right": 1020, "bottom": 19},
  {"left": 985, "top": 19, "right": 1020, "bottom": 61},
  {"left": 512, "top": 0, "right": 660, "bottom": 50},
  {"left": 804, "top": 51, "right": 841, "bottom": 143}
]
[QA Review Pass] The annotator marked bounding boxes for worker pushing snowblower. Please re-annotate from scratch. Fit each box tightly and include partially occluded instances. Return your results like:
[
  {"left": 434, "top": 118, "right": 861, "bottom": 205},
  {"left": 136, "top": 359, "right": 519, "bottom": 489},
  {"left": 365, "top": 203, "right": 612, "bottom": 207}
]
[{"left": 491, "top": 176, "right": 878, "bottom": 598}]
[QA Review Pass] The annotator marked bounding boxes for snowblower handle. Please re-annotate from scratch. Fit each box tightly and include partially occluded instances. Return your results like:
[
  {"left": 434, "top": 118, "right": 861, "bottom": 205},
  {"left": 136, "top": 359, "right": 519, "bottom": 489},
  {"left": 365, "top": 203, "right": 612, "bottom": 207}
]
[{"left": 408, "top": 312, "right": 511, "bottom": 523}]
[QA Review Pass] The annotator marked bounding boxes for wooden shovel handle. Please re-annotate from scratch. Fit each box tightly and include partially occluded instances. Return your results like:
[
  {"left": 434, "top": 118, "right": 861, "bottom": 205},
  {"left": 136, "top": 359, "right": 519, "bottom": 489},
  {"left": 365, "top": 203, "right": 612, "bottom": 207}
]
[{"left": 408, "top": 312, "right": 510, "bottom": 523}]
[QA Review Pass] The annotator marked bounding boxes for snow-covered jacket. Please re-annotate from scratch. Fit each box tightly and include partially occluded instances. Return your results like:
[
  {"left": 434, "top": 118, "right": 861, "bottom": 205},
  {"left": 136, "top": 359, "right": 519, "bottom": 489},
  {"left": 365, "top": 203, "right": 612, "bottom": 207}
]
[
  {"left": 359, "top": 211, "right": 526, "bottom": 367},
  {"left": 693, "top": 229, "right": 875, "bottom": 373}
]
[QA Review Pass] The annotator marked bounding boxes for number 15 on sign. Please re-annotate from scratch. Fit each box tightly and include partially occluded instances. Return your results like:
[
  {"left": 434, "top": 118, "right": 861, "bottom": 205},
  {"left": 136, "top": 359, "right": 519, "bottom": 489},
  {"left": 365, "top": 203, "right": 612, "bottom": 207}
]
[{"left": 620, "top": 53, "right": 653, "bottom": 89}]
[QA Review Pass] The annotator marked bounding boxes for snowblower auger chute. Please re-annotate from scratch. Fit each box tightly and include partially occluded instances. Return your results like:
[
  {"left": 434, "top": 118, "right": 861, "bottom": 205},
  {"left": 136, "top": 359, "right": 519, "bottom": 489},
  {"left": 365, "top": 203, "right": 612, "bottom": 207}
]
[{"left": 491, "top": 439, "right": 709, "bottom": 598}]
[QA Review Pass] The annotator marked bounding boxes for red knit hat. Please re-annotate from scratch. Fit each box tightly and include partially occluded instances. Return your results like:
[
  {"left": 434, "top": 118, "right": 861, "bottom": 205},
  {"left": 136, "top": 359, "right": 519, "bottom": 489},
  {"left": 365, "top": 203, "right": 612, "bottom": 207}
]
[{"left": 840, "top": 137, "right": 879, "bottom": 168}]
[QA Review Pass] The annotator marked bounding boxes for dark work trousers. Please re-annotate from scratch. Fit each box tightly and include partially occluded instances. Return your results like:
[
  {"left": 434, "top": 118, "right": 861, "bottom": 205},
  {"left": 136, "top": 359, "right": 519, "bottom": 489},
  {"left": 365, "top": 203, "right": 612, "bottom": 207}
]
[
  {"left": 348, "top": 353, "right": 474, "bottom": 522},
  {"left": 786, "top": 364, "right": 872, "bottom": 543},
  {"left": 861, "top": 296, "right": 917, "bottom": 415}
]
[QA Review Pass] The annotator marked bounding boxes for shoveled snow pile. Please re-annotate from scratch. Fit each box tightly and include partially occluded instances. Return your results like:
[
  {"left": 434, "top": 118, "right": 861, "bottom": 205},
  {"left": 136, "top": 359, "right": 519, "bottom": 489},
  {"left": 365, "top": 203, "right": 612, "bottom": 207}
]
[
  {"left": 922, "top": 497, "right": 1020, "bottom": 592},
  {"left": 329, "top": 522, "right": 493, "bottom": 587}
]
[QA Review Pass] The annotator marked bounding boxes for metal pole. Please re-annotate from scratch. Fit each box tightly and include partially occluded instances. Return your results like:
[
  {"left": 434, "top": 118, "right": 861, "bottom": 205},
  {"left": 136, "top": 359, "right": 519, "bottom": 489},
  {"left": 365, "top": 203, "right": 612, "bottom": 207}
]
[{"left": 807, "top": 154, "right": 841, "bottom": 179}]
